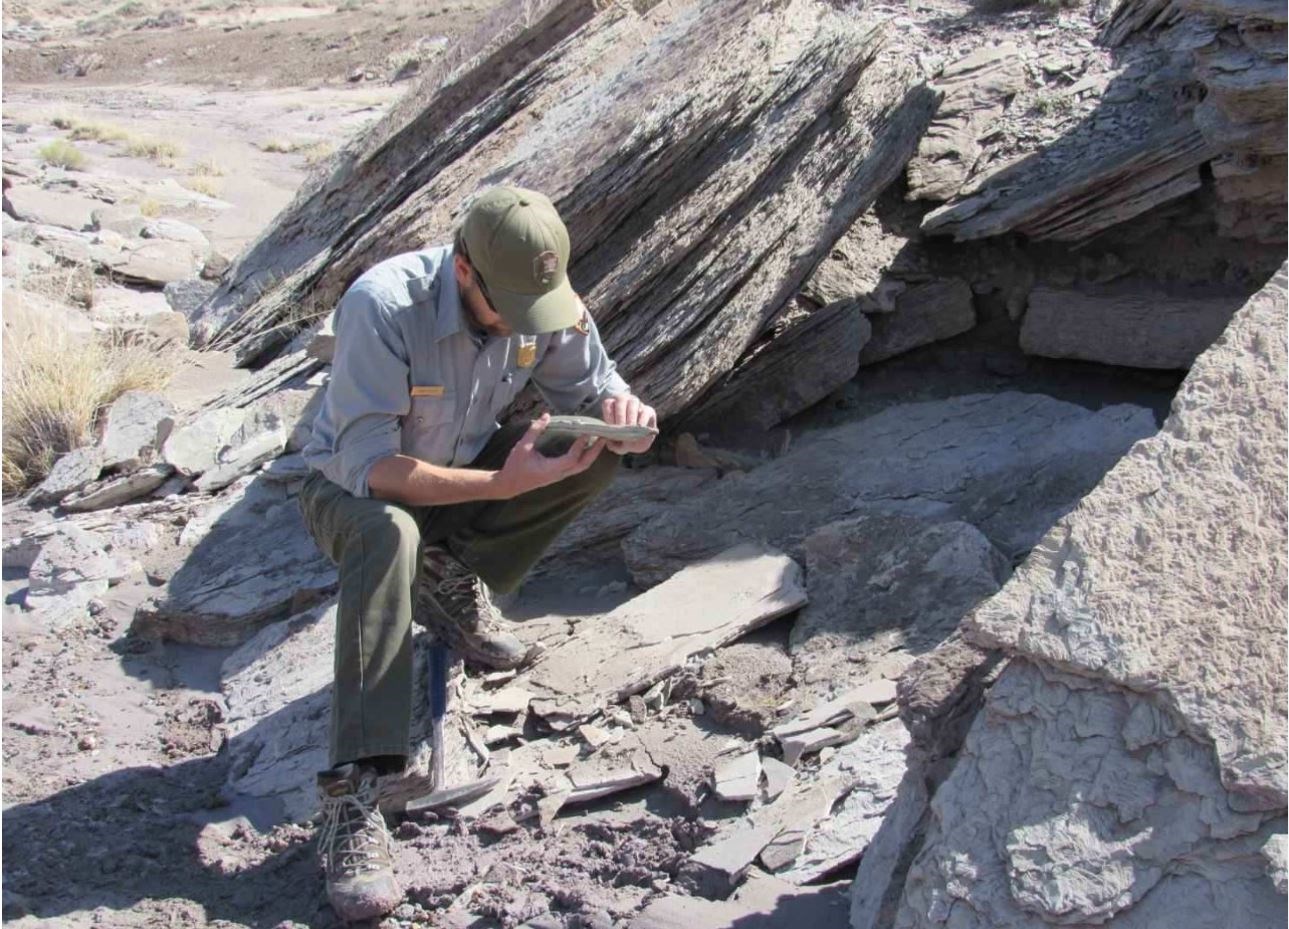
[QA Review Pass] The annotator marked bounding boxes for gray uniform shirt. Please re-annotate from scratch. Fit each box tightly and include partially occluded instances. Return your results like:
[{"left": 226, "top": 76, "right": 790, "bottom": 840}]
[{"left": 302, "top": 245, "right": 630, "bottom": 498}]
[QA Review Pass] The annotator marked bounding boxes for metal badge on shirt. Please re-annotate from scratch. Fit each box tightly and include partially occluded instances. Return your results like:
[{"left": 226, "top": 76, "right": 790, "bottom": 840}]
[{"left": 517, "top": 335, "right": 538, "bottom": 368}]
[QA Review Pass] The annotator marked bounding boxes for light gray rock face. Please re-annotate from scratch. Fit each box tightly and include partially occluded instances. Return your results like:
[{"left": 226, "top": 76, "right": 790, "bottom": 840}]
[
  {"left": 892, "top": 662, "right": 1285, "bottom": 929},
  {"left": 141, "top": 219, "right": 209, "bottom": 248},
  {"left": 624, "top": 392, "right": 1157, "bottom": 586},
  {"left": 874, "top": 268, "right": 1288, "bottom": 929},
  {"left": 98, "top": 391, "right": 176, "bottom": 472},
  {"left": 130, "top": 480, "right": 336, "bottom": 646},
  {"left": 969, "top": 266, "right": 1287, "bottom": 808},
  {"left": 790, "top": 515, "right": 1010, "bottom": 703},
  {"left": 905, "top": 44, "right": 1027, "bottom": 203},
  {"left": 4, "top": 185, "right": 98, "bottom": 231},
  {"left": 163, "top": 278, "right": 217, "bottom": 322},
  {"left": 162, "top": 395, "right": 297, "bottom": 489},
  {"left": 858, "top": 278, "right": 975, "bottom": 366},
  {"left": 29, "top": 446, "right": 103, "bottom": 505},
  {"left": 25, "top": 525, "right": 131, "bottom": 622},
  {"left": 1019, "top": 285, "right": 1245, "bottom": 369},
  {"left": 800, "top": 211, "right": 912, "bottom": 312},
  {"left": 100, "top": 239, "right": 203, "bottom": 287}
]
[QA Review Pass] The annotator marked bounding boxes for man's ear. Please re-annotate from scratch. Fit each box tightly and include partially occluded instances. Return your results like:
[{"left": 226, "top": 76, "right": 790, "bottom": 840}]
[{"left": 453, "top": 253, "right": 472, "bottom": 288}]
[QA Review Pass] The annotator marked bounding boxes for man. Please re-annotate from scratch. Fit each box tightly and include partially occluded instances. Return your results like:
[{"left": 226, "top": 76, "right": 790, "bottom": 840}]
[{"left": 298, "top": 185, "right": 657, "bottom": 921}]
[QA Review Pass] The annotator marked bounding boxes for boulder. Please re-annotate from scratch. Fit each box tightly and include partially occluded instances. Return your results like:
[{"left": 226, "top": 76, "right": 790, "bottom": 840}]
[
  {"left": 4, "top": 185, "right": 99, "bottom": 231},
  {"left": 97, "top": 391, "right": 176, "bottom": 472},
  {"left": 799, "top": 211, "right": 914, "bottom": 311},
  {"left": 1019, "top": 284, "right": 1245, "bottom": 369},
  {"left": 163, "top": 278, "right": 217, "bottom": 322},
  {"left": 1, "top": 241, "right": 55, "bottom": 278},
  {"left": 624, "top": 391, "right": 1157, "bottom": 586},
  {"left": 29, "top": 446, "right": 102, "bottom": 505},
  {"left": 790, "top": 514, "right": 1010, "bottom": 703},
  {"left": 875, "top": 266, "right": 1288, "bottom": 926},
  {"left": 90, "top": 205, "right": 147, "bottom": 238},
  {"left": 3, "top": 284, "right": 94, "bottom": 341}
]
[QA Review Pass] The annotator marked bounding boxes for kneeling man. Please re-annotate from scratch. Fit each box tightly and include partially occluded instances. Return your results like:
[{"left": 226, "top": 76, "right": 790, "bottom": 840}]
[{"left": 298, "top": 185, "right": 657, "bottom": 921}]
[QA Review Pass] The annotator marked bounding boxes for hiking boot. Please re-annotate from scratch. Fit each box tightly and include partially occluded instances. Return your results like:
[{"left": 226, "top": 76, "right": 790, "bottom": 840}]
[
  {"left": 316, "top": 763, "right": 401, "bottom": 922},
  {"left": 416, "top": 545, "right": 532, "bottom": 670}
]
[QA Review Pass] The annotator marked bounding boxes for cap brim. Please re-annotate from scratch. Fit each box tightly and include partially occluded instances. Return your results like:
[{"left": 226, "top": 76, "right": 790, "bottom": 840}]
[{"left": 488, "top": 275, "right": 581, "bottom": 335}]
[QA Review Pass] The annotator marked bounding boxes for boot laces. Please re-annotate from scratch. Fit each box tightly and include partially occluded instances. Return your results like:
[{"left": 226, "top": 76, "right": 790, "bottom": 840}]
[
  {"left": 435, "top": 572, "right": 498, "bottom": 630},
  {"left": 318, "top": 786, "right": 391, "bottom": 877}
]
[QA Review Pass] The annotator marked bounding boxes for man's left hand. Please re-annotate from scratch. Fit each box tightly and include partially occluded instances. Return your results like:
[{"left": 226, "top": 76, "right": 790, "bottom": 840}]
[{"left": 602, "top": 394, "right": 658, "bottom": 455}]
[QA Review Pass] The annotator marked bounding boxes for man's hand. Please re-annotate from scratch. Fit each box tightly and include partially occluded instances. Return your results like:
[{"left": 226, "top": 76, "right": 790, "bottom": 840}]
[
  {"left": 602, "top": 394, "right": 658, "bottom": 455},
  {"left": 494, "top": 414, "right": 606, "bottom": 498}
]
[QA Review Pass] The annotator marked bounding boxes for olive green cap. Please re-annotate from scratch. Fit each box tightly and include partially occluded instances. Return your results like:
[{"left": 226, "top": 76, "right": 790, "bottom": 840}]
[{"left": 460, "top": 185, "right": 579, "bottom": 335}]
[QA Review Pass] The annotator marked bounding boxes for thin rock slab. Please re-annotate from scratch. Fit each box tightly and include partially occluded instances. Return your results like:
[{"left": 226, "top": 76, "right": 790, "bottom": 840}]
[
  {"left": 1019, "top": 284, "right": 1245, "bottom": 369},
  {"left": 521, "top": 543, "right": 807, "bottom": 729},
  {"left": 857, "top": 278, "right": 975, "bottom": 366},
  {"left": 24, "top": 525, "right": 133, "bottom": 623},
  {"left": 624, "top": 392, "right": 1157, "bottom": 586},
  {"left": 713, "top": 751, "right": 762, "bottom": 803},
  {"left": 60, "top": 465, "right": 174, "bottom": 513},
  {"left": 29, "top": 446, "right": 102, "bottom": 506}
]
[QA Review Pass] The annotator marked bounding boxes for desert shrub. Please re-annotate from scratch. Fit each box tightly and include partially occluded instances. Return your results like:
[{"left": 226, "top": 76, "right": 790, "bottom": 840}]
[
  {"left": 125, "top": 136, "right": 183, "bottom": 163},
  {"left": 69, "top": 121, "right": 131, "bottom": 143},
  {"left": 2, "top": 316, "right": 174, "bottom": 493},
  {"left": 1030, "top": 91, "right": 1076, "bottom": 117},
  {"left": 137, "top": 197, "right": 164, "bottom": 217},
  {"left": 184, "top": 175, "right": 223, "bottom": 197},
  {"left": 50, "top": 114, "right": 76, "bottom": 129},
  {"left": 300, "top": 141, "right": 335, "bottom": 164},
  {"left": 190, "top": 157, "right": 225, "bottom": 176},
  {"left": 38, "top": 139, "right": 86, "bottom": 169}
]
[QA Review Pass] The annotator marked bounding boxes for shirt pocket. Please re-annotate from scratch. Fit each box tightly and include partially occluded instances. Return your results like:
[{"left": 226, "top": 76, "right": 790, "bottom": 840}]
[{"left": 401, "top": 391, "right": 457, "bottom": 465}]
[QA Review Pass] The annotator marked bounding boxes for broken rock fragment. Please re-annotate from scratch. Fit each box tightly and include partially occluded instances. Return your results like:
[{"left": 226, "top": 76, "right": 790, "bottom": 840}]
[
  {"left": 713, "top": 752, "right": 761, "bottom": 802},
  {"left": 97, "top": 391, "right": 176, "bottom": 472}
]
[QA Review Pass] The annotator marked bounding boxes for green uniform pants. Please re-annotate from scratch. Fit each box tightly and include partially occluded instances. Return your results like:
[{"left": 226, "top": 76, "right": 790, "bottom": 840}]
[{"left": 298, "top": 422, "right": 620, "bottom": 769}]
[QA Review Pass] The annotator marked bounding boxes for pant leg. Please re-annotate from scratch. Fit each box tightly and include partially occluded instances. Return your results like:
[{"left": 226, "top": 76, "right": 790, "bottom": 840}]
[
  {"left": 422, "top": 422, "right": 621, "bottom": 594},
  {"left": 298, "top": 470, "right": 425, "bottom": 768}
]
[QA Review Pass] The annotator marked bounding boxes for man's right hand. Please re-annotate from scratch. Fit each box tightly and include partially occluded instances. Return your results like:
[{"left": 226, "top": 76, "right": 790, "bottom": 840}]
[{"left": 493, "top": 414, "right": 605, "bottom": 499}]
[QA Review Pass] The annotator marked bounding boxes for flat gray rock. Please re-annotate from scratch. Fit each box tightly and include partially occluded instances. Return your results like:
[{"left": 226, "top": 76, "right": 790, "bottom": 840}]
[
  {"left": 100, "top": 239, "right": 202, "bottom": 286},
  {"left": 791, "top": 514, "right": 1010, "bottom": 703},
  {"left": 521, "top": 543, "right": 807, "bottom": 729},
  {"left": 29, "top": 446, "right": 103, "bottom": 506},
  {"left": 1020, "top": 284, "right": 1244, "bottom": 369},
  {"left": 97, "top": 391, "right": 175, "bottom": 472},
  {"left": 60, "top": 465, "right": 174, "bottom": 513},
  {"left": 141, "top": 218, "right": 209, "bottom": 247},
  {"left": 130, "top": 484, "right": 336, "bottom": 646},
  {"left": 25, "top": 525, "right": 132, "bottom": 622},
  {"left": 163, "top": 278, "right": 217, "bottom": 322},
  {"left": 624, "top": 392, "right": 1157, "bottom": 586},
  {"left": 5, "top": 185, "right": 99, "bottom": 231}
]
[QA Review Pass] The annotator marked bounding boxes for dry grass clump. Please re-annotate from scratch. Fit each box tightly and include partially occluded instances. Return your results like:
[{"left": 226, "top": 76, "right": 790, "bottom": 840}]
[
  {"left": 190, "top": 157, "right": 225, "bottom": 176},
  {"left": 2, "top": 314, "right": 175, "bottom": 493},
  {"left": 19, "top": 261, "right": 96, "bottom": 310},
  {"left": 184, "top": 175, "right": 223, "bottom": 197},
  {"left": 137, "top": 197, "right": 164, "bottom": 217},
  {"left": 38, "top": 139, "right": 87, "bottom": 169},
  {"left": 258, "top": 138, "right": 334, "bottom": 163},
  {"left": 50, "top": 114, "right": 77, "bottom": 129},
  {"left": 69, "top": 121, "right": 132, "bottom": 143},
  {"left": 125, "top": 136, "right": 183, "bottom": 164}
]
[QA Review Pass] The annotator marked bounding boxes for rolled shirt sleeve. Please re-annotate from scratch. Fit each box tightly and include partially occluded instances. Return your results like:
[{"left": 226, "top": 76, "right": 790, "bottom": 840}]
[
  {"left": 531, "top": 307, "right": 631, "bottom": 415},
  {"left": 304, "top": 286, "right": 409, "bottom": 497}
]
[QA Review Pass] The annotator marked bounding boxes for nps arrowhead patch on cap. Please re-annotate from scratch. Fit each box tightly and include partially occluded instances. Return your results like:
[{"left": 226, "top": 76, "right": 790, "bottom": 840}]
[{"left": 533, "top": 250, "right": 560, "bottom": 286}]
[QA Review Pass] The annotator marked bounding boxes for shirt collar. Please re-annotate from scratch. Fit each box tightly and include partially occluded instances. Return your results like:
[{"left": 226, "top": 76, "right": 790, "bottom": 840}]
[{"left": 432, "top": 244, "right": 464, "bottom": 343}]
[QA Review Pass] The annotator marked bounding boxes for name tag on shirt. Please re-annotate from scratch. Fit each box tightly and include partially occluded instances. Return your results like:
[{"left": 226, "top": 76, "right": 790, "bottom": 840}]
[{"left": 410, "top": 385, "right": 445, "bottom": 398}]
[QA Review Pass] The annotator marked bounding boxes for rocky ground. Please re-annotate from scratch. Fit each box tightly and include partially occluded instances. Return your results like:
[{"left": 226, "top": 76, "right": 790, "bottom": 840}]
[{"left": 2, "top": 0, "right": 1285, "bottom": 928}]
